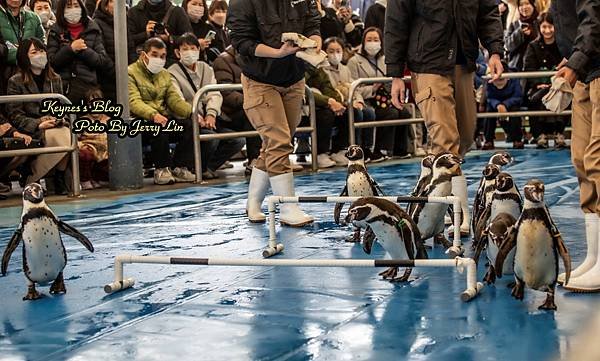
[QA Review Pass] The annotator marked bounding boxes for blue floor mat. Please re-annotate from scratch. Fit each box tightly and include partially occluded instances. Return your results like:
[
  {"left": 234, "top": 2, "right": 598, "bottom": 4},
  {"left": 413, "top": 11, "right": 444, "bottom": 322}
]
[{"left": 1, "top": 149, "right": 599, "bottom": 361}]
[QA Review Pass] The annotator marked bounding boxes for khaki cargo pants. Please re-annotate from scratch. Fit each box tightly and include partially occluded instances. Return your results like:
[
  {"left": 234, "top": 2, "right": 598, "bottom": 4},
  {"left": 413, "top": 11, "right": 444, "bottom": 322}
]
[
  {"left": 241, "top": 75, "right": 305, "bottom": 176},
  {"left": 411, "top": 66, "right": 477, "bottom": 157},
  {"left": 571, "top": 79, "right": 600, "bottom": 214}
]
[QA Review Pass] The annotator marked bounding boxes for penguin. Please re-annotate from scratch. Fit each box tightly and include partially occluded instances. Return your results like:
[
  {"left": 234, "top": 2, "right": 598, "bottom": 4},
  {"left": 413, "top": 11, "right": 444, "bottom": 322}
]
[
  {"left": 495, "top": 179, "right": 571, "bottom": 310},
  {"left": 410, "top": 154, "right": 436, "bottom": 197},
  {"left": 474, "top": 172, "right": 522, "bottom": 248},
  {"left": 409, "top": 152, "right": 463, "bottom": 249},
  {"left": 1, "top": 183, "right": 94, "bottom": 300},
  {"left": 474, "top": 212, "right": 518, "bottom": 284},
  {"left": 471, "top": 164, "right": 502, "bottom": 253},
  {"left": 334, "top": 145, "right": 384, "bottom": 243},
  {"left": 345, "top": 197, "right": 428, "bottom": 282},
  {"left": 472, "top": 152, "right": 513, "bottom": 233}
]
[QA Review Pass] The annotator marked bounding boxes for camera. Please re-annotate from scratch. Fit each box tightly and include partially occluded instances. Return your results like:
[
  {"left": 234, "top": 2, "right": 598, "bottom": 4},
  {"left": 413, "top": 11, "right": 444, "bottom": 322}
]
[{"left": 153, "top": 22, "right": 166, "bottom": 36}]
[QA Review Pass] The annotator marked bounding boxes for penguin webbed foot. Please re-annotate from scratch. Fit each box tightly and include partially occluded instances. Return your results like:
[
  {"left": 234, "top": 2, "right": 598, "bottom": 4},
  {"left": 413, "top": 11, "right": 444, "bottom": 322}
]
[
  {"left": 390, "top": 268, "right": 412, "bottom": 283},
  {"left": 49, "top": 272, "right": 66, "bottom": 294},
  {"left": 538, "top": 292, "right": 557, "bottom": 311},
  {"left": 346, "top": 228, "right": 361, "bottom": 243},
  {"left": 434, "top": 233, "right": 452, "bottom": 249},
  {"left": 23, "top": 285, "right": 43, "bottom": 301},
  {"left": 483, "top": 266, "right": 496, "bottom": 285},
  {"left": 511, "top": 279, "right": 525, "bottom": 301},
  {"left": 379, "top": 267, "right": 398, "bottom": 280}
]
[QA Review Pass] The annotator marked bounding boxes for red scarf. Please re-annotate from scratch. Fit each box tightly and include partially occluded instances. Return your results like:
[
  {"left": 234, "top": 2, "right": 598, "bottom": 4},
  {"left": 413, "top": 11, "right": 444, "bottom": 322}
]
[{"left": 67, "top": 22, "right": 84, "bottom": 40}]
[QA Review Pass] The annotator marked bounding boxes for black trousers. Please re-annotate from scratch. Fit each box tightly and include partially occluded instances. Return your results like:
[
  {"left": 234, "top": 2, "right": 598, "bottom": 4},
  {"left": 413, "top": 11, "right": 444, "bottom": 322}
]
[
  {"left": 143, "top": 118, "right": 195, "bottom": 170},
  {"left": 300, "top": 106, "right": 335, "bottom": 154},
  {"left": 221, "top": 109, "right": 261, "bottom": 161}
]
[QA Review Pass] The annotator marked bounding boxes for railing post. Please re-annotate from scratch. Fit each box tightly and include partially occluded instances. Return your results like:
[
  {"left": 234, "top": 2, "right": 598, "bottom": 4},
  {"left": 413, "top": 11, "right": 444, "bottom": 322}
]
[{"left": 305, "top": 86, "right": 318, "bottom": 172}]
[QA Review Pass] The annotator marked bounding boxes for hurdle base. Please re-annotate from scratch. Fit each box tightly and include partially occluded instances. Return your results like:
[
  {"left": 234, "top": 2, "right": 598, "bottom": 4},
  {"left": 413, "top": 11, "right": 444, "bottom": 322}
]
[
  {"left": 446, "top": 245, "right": 464, "bottom": 258},
  {"left": 461, "top": 282, "right": 484, "bottom": 302},
  {"left": 104, "top": 278, "right": 135, "bottom": 294},
  {"left": 262, "top": 243, "right": 284, "bottom": 258}
]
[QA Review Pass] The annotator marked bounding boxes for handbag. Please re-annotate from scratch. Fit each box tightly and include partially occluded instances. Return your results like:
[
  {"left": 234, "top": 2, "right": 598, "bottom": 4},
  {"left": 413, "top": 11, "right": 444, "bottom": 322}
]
[{"left": 357, "top": 53, "right": 392, "bottom": 109}]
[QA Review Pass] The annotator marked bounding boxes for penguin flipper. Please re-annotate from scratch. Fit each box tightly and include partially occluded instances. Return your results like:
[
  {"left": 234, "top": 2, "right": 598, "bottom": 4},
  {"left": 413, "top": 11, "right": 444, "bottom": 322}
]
[
  {"left": 473, "top": 226, "right": 489, "bottom": 264},
  {"left": 57, "top": 221, "right": 94, "bottom": 252},
  {"left": 474, "top": 206, "right": 491, "bottom": 244},
  {"left": 369, "top": 176, "right": 385, "bottom": 197},
  {"left": 554, "top": 232, "right": 572, "bottom": 286},
  {"left": 2, "top": 227, "right": 22, "bottom": 276},
  {"left": 494, "top": 227, "right": 517, "bottom": 278},
  {"left": 334, "top": 186, "right": 348, "bottom": 225}
]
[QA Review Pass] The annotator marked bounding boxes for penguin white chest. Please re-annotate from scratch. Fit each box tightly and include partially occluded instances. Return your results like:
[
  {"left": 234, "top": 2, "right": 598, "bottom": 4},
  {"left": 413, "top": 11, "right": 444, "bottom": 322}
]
[
  {"left": 487, "top": 237, "right": 515, "bottom": 275},
  {"left": 347, "top": 172, "right": 374, "bottom": 196},
  {"left": 491, "top": 199, "right": 520, "bottom": 219},
  {"left": 415, "top": 182, "right": 451, "bottom": 238},
  {"left": 22, "top": 217, "right": 66, "bottom": 283},
  {"left": 514, "top": 220, "right": 556, "bottom": 290},
  {"left": 371, "top": 223, "right": 408, "bottom": 260}
]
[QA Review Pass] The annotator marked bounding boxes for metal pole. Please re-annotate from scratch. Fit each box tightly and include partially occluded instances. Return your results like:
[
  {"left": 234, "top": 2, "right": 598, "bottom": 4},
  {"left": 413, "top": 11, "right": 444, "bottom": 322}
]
[
  {"left": 306, "top": 86, "right": 318, "bottom": 172},
  {"left": 108, "top": 0, "right": 143, "bottom": 191}
]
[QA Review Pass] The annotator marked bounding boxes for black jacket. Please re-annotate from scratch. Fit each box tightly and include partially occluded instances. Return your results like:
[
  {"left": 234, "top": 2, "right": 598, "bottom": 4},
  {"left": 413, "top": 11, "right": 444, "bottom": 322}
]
[
  {"left": 93, "top": 8, "right": 137, "bottom": 99},
  {"left": 47, "top": 19, "right": 112, "bottom": 86},
  {"left": 505, "top": 19, "right": 539, "bottom": 71},
  {"left": 384, "top": 0, "right": 504, "bottom": 77},
  {"left": 227, "top": 0, "right": 321, "bottom": 87},
  {"left": 213, "top": 47, "right": 243, "bottom": 116},
  {"left": 523, "top": 38, "right": 562, "bottom": 99},
  {"left": 551, "top": 0, "right": 600, "bottom": 83},
  {"left": 364, "top": 2, "right": 385, "bottom": 32},
  {"left": 127, "top": 0, "right": 193, "bottom": 49},
  {"left": 320, "top": 7, "right": 363, "bottom": 48}
]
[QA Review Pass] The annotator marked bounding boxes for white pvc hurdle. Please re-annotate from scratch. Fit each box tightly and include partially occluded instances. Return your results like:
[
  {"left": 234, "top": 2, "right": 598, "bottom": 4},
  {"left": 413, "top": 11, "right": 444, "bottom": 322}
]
[
  {"left": 103, "top": 255, "right": 483, "bottom": 301},
  {"left": 265, "top": 196, "right": 463, "bottom": 258}
]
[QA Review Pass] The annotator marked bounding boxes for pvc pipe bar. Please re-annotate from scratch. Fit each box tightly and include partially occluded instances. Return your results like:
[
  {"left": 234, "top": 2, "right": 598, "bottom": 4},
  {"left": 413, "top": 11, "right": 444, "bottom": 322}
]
[
  {"left": 265, "top": 196, "right": 464, "bottom": 258},
  {"left": 103, "top": 255, "right": 483, "bottom": 302}
]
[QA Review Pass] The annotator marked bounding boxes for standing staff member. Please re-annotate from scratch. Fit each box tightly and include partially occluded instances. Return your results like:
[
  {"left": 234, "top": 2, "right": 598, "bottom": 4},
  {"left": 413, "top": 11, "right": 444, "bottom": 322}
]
[
  {"left": 553, "top": 0, "right": 600, "bottom": 293},
  {"left": 384, "top": 0, "right": 505, "bottom": 235},
  {"left": 228, "top": 0, "right": 321, "bottom": 227}
]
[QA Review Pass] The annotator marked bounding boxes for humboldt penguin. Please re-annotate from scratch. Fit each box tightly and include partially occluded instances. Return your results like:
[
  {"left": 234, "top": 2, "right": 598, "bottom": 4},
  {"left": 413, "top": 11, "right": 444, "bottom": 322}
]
[
  {"left": 471, "top": 164, "right": 502, "bottom": 252},
  {"left": 1, "top": 183, "right": 94, "bottom": 300},
  {"left": 409, "top": 152, "right": 463, "bottom": 249},
  {"left": 474, "top": 172, "right": 522, "bottom": 246},
  {"left": 495, "top": 179, "right": 571, "bottom": 310},
  {"left": 334, "top": 145, "right": 384, "bottom": 242},
  {"left": 474, "top": 212, "right": 518, "bottom": 284},
  {"left": 346, "top": 197, "right": 427, "bottom": 282}
]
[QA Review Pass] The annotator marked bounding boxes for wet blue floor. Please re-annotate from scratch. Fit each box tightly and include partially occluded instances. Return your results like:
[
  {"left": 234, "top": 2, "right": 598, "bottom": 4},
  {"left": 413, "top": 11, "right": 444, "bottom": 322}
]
[{"left": 1, "top": 150, "right": 599, "bottom": 361}]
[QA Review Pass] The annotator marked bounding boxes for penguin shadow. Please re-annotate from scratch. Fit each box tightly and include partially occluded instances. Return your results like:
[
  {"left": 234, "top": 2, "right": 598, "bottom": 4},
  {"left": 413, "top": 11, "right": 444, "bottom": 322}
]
[{"left": 3, "top": 296, "right": 71, "bottom": 361}]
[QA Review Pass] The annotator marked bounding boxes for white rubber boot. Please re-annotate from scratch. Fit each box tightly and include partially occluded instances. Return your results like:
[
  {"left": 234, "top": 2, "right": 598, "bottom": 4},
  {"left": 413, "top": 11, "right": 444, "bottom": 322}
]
[
  {"left": 560, "top": 213, "right": 599, "bottom": 288},
  {"left": 270, "top": 172, "right": 314, "bottom": 227},
  {"left": 246, "top": 167, "right": 270, "bottom": 223},
  {"left": 448, "top": 175, "right": 470, "bottom": 236}
]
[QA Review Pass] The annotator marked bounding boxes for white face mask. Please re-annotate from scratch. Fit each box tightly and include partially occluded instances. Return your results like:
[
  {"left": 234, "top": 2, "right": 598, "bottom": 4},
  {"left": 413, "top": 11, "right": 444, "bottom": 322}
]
[
  {"left": 364, "top": 41, "right": 381, "bottom": 56},
  {"left": 37, "top": 10, "right": 51, "bottom": 25},
  {"left": 145, "top": 54, "right": 165, "bottom": 74},
  {"left": 30, "top": 53, "right": 48, "bottom": 70},
  {"left": 188, "top": 5, "right": 204, "bottom": 20},
  {"left": 64, "top": 7, "right": 81, "bottom": 24},
  {"left": 180, "top": 50, "right": 199, "bottom": 67},
  {"left": 328, "top": 52, "right": 343, "bottom": 66}
]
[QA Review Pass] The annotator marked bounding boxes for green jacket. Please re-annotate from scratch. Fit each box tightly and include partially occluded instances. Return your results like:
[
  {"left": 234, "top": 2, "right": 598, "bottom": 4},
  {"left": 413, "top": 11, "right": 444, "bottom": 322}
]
[
  {"left": 0, "top": 7, "right": 45, "bottom": 65},
  {"left": 128, "top": 57, "right": 192, "bottom": 121},
  {"left": 304, "top": 65, "right": 341, "bottom": 108}
]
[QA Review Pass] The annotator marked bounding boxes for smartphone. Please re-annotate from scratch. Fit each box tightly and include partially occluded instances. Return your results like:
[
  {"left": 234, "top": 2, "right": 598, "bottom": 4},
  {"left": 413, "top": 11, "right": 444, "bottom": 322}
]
[{"left": 205, "top": 30, "right": 216, "bottom": 42}]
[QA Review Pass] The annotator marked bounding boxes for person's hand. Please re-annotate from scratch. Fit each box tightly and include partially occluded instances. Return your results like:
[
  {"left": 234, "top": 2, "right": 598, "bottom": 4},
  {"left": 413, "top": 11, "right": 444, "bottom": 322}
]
[
  {"left": 488, "top": 54, "right": 504, "bottom": 83},
  {"left": 153, "top": 113, "right": 168, "bottom": 126},
  {"left": 391, "top": 77, "right": 406, "bottom": 110},
  {"left": 13, "top": 131, "right": 32, "bottom": 145},
  {"left": 478, "top": 103, "right": 486, "bottom": 113},
  {"left": 197, "top": 113, "right": 207, "bottom": 128},
  {"left": 555, "top": 65, "right": 578, "bottom": 87},
  {"left": 0, "top": 123, "right": 11, "bottom": 137},
  {"left": 337, "top": 7, "right": 351, "bottom": 24},
  {"left": 557, "top": 57, "right": 568, "bottom": 69},
  {"left": 536, "top": 83, "right": 551, "bottom": 89},
  {"left": 372, "top": 82, "right": 382, "bottom": 92},
  {"left": 71, "top": 39, "right": 87, "bottom": 52},
  {"left": 328, "top": 98, "right": 346, "bottom": 115},
  {"left": 159, "top": 28, "right": 170, "bottom": 43},
  {"left": 352, "top": 100, "right": 364, "bottom": 110},
  {"left": 522, "top": 24, "right": 532, "bottom": 36},
  {"left": 146, "top": 21, "right": 156, "bottom": 37},
  {"left": 199, "top": 38, "right": 211, "bottom": 51},
  {"left": 205, "top": 114, "right": 217, "bottom": 130},
  {"left": 39, "top": 115, "right": 57, "bottom": 129},
  {"left": 279, "top": 41, "right": 301, "bottom": 58},
  {"left": 497, "top": 104, "right": 507, "bottom": 113}
]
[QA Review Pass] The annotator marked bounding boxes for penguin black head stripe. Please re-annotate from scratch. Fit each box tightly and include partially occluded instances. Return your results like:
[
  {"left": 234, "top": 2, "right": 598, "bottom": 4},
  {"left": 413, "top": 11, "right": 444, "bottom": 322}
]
[
  {"left": 422, "top": 154, "right": 435, "bottom": 169},
  {"left": 496, "top": 173, "right": 515, "bottom": 192},
  {"left": 490, "top": 151, "right": 513, "bottom": 166},
  {"left": 524, "top": 179, "right": 545, "bottom": 203},
  {"left": 23, "top": 183, "right": 45, "bottom": 204},
  {"left": 433, "top": 152, "right": 462, "bottom": 175},
  {"left": 483, "top": 164, "right": 501, "bottom": 180},
  {"left": 345, "top": 198, "right": 380, "bottom": 226},
  {"left": 345, "top": 145, "right": 364, "bottom": 161}
]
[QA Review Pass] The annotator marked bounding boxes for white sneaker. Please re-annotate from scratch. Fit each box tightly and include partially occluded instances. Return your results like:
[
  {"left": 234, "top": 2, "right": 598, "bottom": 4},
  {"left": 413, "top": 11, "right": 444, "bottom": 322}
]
[
  {"left": 414, "top": 147, "right": 427, "bottom": 157},
  {"left": 317, "top": 153, "right": 336, "bottom": 168},
  {"left": 172, "top": 167, "right": 196, "bottom": 183},
  {"left": 329, "top": 150, "right": 349, "bottom": 166},
  {"left": 154, "top": 167, "right": 175, "bottom": 185}
]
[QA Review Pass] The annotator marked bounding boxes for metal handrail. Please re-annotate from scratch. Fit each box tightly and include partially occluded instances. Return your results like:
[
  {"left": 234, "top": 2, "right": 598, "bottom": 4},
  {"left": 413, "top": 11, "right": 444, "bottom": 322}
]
[
  {"left": 191, "top": 84, "right": 318, "bottom": 183},
  {"left": 0, "top": 93, "right": 81, "bottom": 197},
  {"left": 347, "top": 71, "right": 571, "bottom": 146}
]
